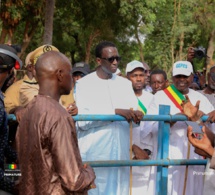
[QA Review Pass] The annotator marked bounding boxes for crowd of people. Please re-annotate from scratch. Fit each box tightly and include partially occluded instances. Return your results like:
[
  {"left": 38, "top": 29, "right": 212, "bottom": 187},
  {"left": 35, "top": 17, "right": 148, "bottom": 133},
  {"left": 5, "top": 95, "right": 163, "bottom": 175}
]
[{"left": 0, "top": 42, "right": 215, "bottom": 195}]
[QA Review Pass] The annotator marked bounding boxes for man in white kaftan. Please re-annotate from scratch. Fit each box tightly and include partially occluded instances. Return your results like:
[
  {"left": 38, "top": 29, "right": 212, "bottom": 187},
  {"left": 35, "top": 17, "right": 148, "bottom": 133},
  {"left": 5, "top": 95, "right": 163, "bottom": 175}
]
[
  {"left": 125, "top": 60, "right": 155, "bottom": 194},
  {"left": 76, "top": 41, "right": 143, "bottom": 195},
  {"left": 132, "top": 90, "right": 156, "bottom": 195},
  {"left": 147, "top": 61, "right": 214, "bottom": 195}
]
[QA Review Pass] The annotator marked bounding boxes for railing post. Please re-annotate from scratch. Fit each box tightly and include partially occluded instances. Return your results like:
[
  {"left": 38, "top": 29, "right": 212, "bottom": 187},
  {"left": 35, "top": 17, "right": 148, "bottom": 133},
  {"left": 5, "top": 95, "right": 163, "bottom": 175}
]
[{"left": 156, "top": 105, "right": 170, "bottom": 195}]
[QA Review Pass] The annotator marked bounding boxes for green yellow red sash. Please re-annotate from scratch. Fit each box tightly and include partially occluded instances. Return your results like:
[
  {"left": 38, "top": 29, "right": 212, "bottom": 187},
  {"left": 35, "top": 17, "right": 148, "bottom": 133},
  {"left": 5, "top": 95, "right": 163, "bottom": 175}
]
[
  {"left": 163, "top": 84, "right": 185, "bottom": 112},
  {"left": 138, "top": 98, "right": 147, "bottom": 114}
]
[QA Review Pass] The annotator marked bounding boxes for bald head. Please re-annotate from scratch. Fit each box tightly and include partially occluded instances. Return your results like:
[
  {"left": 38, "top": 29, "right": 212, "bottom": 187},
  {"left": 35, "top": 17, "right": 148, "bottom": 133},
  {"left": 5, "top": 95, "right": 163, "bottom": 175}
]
[
  {"left": 35, "top": 51, "right": 72, "bottom": 99},
  {"left": 35, "top": 51, "right": 69, "bottom": 76}
]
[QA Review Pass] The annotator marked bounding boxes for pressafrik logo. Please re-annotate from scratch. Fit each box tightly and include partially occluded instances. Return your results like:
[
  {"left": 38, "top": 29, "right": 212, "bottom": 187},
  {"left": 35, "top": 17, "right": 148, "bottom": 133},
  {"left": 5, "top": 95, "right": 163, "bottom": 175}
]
[
  {"left": 193, "top": 170, "right": 215, "bottom": 176},
  {"left": 4, "top": 164, "right": 21, "bottom": 181}
]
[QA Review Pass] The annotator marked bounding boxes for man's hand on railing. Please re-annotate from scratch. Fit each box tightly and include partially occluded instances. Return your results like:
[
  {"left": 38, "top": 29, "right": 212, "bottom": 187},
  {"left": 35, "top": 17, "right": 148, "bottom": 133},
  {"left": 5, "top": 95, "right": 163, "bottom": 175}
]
[
  {"left": 115, "top": 109, "right": 143, "bottom": 124},
  {"left": 132, "top": 144, "right": 150, "bottom": 160}
]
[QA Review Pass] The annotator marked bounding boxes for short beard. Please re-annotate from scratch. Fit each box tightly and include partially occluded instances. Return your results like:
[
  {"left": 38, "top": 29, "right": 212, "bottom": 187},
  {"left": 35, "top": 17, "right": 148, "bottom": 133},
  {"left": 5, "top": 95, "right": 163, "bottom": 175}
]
[{"left": 134, "top": 88, "right": 143, "bottom": 94}]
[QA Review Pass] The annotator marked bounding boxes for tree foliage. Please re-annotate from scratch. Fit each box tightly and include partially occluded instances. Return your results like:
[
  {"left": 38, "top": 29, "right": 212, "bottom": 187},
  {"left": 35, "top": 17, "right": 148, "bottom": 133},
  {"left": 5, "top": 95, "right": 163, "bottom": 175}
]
[
  {"left": 144, "top": 0, "right": 215, "bottom": 78},
  {"left": 0, "top": 0, "right": 214, "bottom": 75}
]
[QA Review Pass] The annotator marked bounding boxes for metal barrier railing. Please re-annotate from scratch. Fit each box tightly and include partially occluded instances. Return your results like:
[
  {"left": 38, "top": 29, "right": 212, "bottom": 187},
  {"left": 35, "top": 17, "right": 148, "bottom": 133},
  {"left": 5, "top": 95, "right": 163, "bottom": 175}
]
[{"left": 8, "top": 105, "right": 208, "bottom": 195}]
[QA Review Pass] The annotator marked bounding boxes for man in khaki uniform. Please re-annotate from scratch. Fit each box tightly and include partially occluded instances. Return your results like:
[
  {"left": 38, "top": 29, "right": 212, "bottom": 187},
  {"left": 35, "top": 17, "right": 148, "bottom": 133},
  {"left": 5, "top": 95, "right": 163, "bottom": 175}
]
[
  {"left": 5, "top": 46, "right": 60, "bottom": 148},
  {"left": 19, "top": 45, "right": 59, "bottom": 107},
  {"left": 4, "top": 51, "right": 35, "bottom": 114},
  {"left": 18, "top": 45, "right": 79, "bottom": 116}
]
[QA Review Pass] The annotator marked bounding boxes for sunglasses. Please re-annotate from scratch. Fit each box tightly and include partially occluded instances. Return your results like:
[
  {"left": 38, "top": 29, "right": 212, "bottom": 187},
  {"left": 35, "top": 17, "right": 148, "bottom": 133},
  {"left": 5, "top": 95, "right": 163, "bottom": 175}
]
[{"left": 100, "top": 56, "right": 121, "bottom": 63}]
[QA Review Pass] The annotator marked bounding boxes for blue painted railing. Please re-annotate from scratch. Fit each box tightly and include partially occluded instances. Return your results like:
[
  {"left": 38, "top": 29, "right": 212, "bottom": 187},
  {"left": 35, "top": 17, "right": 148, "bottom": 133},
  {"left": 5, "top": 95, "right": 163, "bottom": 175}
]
[{"left": 8, "top": 105, "right": 208, "bottom": 195}]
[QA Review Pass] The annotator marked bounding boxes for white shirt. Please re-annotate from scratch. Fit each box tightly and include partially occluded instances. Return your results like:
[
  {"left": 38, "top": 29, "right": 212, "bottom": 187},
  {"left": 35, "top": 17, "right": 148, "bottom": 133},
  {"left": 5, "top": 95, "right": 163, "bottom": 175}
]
[
  {"left": 132, "top": 90, "right": 156, "bottom": 195},
  {"left": 76, "top": 72, "right": 138, "bottom": 195},
  {"left": 147, "top": 88, "right": 214, "bottom": 195}
]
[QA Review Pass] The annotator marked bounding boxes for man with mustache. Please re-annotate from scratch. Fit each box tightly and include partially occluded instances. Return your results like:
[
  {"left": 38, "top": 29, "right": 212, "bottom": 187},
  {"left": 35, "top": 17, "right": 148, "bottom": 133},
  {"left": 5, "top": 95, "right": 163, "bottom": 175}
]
[
  {"left": 147, "top": 61, "right": 214, "bottom": 195},
  {"left": 150, "top": 69, "right": 169, "bottom": 94},
  {"left": 126, "top": 60, "right": 155, "bottom": 194}
]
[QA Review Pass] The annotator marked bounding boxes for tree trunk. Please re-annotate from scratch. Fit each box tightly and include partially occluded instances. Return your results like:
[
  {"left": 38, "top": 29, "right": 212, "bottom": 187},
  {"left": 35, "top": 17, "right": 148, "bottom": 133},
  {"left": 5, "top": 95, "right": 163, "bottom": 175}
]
[
  {"left": 178, "top": 31, "right": 184, "bottom": 60},
  {"left": 85, "top": 30, "right": 100, "bottom": 63},
  {"left": 43, "top": 0, "right": 55, "bottom": 45},
  {"left": 19, "top": 21, "right": 38, "bottom": 58},
  {"left": 0, "top": 28, "right": 8, "bottom": 43},
  {"left": 134, "top": 24, "right": 144, "bottom": 62},
  {"left": 206, "top": 29, "right": 215, "bottom": 69},
  {"left": 178, "top": 0, "right": 184, "bottom": 60},
  {"left": 7, "top": 28, "right": 14, "bottom": 45},
  {"left": 170, "top": 0, "right": 177, "bottom": 65}
]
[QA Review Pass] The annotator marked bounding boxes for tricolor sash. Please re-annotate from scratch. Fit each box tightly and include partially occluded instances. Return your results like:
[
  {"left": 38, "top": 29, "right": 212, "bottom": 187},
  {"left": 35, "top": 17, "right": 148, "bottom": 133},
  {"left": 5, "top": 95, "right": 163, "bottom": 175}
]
[
  {"left": 163, "top": 84, "right": 185, "bottom": 112},
  {"left": 138, "top": 98, "right": 147, "bottom": 114}
]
